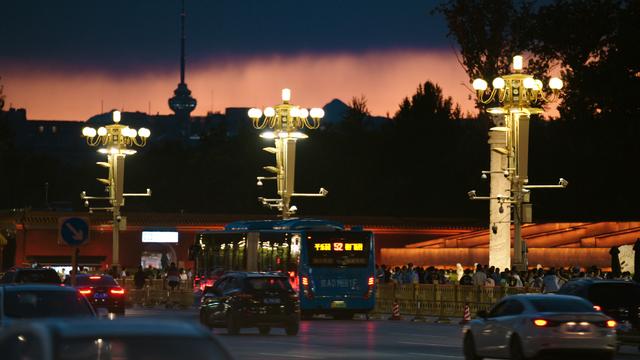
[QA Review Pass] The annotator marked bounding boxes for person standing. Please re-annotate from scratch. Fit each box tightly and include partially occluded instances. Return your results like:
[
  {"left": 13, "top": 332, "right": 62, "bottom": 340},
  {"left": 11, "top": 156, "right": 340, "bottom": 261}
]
[
  {"left": 472, "top": 264, "right": 487, "bottom": 286},
  {"left": 542, "top": 268, "right": 560, "bottom": 293},
  {"left": 166, "top": 262, "right": 180, "bottom": 290},
  {"left": 134, "top": 265, "right": 147, "bottom": 290}
]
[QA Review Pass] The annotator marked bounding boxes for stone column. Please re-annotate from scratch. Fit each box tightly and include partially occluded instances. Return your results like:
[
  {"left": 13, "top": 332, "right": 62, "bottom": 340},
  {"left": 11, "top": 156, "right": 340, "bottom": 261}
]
[{"left": 488, "top": 127, "right": 511, "bottom": 270}]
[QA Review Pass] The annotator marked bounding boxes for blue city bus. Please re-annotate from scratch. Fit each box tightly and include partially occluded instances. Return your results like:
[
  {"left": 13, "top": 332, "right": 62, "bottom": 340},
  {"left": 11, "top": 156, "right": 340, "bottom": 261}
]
[{"left": 192, "top": 218, "right": 376, "bottom": 319}]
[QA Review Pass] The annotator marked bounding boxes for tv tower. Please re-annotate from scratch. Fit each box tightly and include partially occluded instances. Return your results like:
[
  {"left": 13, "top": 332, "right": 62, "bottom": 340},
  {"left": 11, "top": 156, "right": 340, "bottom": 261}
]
[{"left": 168, "top": 0, "right": 197, "bottom": 133}]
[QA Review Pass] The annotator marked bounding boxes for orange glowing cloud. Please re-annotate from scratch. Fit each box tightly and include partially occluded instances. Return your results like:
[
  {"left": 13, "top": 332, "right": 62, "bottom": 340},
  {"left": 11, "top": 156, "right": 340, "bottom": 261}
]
[{"left": 2, "top": 50, "right": 476, "bottom": 121}]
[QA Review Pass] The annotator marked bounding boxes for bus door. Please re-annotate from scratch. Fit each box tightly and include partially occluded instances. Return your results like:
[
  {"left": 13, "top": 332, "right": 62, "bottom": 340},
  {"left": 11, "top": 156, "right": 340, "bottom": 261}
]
[{"left": 255, "top": 231, "right": 301, "bottom": 289}]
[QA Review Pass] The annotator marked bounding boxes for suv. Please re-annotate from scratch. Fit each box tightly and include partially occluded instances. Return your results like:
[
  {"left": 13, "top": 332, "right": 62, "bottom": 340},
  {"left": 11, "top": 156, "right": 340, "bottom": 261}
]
[
  {"left": 64, "top": 274, "right": 126, "bottom": 315},
  {"left": 557, "top": 279, "right": 640, "bottom": 346},
  {"left": 199, "top": 272, "right": 300, "bottom": 335},
  {"left": 0, "top": 268, "right": 61, "bottom": 284}
]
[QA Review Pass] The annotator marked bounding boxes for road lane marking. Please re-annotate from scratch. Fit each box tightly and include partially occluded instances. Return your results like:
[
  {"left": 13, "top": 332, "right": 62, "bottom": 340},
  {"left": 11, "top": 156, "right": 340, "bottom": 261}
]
[
  {"left": 407, "top": 353, "right": 463, "bottom": 359},
  {"left": 258, "top": 353, "right": 320, "bottom": 359},
  {"left": 398, "top": 341, "right": 460, "bottom": 348}
]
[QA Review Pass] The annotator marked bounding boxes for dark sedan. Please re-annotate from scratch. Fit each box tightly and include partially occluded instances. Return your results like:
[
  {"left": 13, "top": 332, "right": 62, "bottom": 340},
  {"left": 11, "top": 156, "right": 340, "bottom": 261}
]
[
  {"left": 0, "top": 284, "right": 95, "bottom": 328},
  {"left": 66, "top": 274, "right": 126, "bottom": 315}
]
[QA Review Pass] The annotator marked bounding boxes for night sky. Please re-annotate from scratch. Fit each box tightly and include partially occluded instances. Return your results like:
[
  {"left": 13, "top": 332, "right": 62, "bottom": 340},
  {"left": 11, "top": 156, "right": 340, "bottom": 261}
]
[{"left": 1, "top": 0, "right": 474, "bottom": 120}]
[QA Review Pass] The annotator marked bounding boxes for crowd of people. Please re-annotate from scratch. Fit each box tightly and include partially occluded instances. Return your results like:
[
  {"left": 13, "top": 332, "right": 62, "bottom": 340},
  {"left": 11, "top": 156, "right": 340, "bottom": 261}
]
[{"left": 375, "top": 263, "right": 633, "bottom": 293}]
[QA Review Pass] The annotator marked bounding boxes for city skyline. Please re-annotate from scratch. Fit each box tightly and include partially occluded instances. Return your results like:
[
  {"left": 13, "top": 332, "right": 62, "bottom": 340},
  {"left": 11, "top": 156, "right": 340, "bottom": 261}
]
[{"left": 0, "top": 0, "right": 476, "bottom": 120}]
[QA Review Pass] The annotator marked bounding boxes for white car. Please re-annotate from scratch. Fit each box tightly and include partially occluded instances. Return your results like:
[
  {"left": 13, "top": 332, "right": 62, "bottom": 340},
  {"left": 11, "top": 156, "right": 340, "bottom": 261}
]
[{"left": 463, "top": 294, "right": 617, "bottom": 360}]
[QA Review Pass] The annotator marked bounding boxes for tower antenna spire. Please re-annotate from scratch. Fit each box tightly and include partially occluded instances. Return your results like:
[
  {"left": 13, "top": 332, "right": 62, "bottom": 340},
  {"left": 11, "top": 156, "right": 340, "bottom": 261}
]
[
  {"left": 180, "top": 0, "right": 185, "bottom": 84},
  {"left": 168, "top": 0, "right": 197, "bottom": 131}
]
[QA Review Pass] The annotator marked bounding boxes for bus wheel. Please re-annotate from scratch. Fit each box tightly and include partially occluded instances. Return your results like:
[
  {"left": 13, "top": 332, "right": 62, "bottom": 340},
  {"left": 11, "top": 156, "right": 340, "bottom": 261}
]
[
  {"left": 285, "top": 321, "right": 299, "bottom": 336},
  {"left": 301, "top": 311, "right": 313, "bottom": 320}
]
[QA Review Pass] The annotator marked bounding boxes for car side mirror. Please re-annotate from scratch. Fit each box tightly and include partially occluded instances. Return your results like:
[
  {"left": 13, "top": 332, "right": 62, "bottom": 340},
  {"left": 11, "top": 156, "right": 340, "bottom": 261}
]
[{"left": 476, "top": 310, "right": 488, "bottom": 319}]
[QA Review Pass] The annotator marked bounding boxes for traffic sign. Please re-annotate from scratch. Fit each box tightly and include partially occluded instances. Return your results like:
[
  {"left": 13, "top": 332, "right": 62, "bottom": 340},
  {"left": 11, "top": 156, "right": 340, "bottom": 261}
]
[{"left": 58, "top": 217, "right": 90, "bottom": 246}]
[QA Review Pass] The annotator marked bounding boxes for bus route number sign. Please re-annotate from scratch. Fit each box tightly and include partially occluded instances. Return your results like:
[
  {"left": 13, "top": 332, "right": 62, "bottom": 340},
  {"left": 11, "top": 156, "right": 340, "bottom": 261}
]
[{"left": 314, "top": 242, "right": 363, "bottom": 252}]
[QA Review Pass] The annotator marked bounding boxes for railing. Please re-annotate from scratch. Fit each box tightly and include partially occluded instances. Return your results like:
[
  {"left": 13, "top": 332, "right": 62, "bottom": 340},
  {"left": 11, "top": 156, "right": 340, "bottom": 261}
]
[
  {"left": 119, "top": 276, "right": 195, "bottom": 309},
  {"left": 371, "top": 283, "right": 540, "bottom": 319}
]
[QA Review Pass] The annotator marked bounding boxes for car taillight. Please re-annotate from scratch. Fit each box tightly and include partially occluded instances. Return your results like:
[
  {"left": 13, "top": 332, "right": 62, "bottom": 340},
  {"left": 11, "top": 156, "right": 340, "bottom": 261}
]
[
  {"left": 78, "top": 288, "right": 92, "bottom": 295},
  {"left": 533, "top": 319, "right": 548, "bottom": 327},
  {"left": 606, "top": 320, "right": 617, "bottom": 328},
  {"left": 593, "top": 305, "right": 602, "bottom": 311},
  {"left": 89, "top": 276, "right": 101, "bottom": 280},
  {"left": 110, "top": 287, "right": 125, "bottom": 295}
]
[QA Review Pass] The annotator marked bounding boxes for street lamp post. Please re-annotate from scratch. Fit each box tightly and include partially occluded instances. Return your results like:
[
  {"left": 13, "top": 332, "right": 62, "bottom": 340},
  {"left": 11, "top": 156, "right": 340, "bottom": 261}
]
[
  {"left": 81, "top": 111, "right": 152, "bottom": 270},
  {"left": 469, "top": 55, "right": 567, "bottom": 271},
  {"left": 248, "top": 88, "right": 328, "bottom": 219}
]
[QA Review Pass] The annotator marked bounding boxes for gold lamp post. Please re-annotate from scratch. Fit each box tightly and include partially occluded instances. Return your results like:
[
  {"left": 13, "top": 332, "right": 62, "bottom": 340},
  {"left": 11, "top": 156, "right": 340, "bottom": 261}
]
[
  {"left": 248, "top": 88, "right": 328, "bottom": 219},
  {"left": 469, "top": 55, "right": 567, "bottom": 270},
  {"left": 80, "top": 111, "right": 152, "bottom": 270}
]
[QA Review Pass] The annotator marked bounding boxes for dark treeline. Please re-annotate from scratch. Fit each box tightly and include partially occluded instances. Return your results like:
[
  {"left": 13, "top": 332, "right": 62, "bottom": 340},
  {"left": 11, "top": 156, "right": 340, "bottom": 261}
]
[{"left": 1, "top": 0, "right": 639, "bottom": 222}]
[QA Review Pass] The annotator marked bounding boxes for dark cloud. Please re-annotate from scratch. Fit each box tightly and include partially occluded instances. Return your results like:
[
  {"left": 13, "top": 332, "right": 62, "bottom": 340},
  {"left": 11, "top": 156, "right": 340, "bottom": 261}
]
[{"left": 0, "top": 0, "right": 450, "bottom": 73}]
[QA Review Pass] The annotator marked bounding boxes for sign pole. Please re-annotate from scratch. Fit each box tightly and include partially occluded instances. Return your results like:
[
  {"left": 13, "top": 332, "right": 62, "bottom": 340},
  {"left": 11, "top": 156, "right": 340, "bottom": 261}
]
[{"left": 71, "top": 247, "right": 79, "bottom": 286}]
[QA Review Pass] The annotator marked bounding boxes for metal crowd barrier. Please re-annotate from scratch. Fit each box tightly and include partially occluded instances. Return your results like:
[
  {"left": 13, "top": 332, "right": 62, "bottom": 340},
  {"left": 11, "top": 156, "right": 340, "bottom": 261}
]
[
  {"left": 120, "top": 277, "right": 195, "bottom": 309},
  {"left": 371, "top": 283, "right": 539, "bottom": 320}
]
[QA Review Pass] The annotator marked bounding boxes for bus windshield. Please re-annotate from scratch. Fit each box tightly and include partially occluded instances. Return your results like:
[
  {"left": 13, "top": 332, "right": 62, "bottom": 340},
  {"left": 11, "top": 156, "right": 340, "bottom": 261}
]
[{"left": 306, "top": 232, "right": 370, "bottom": 267}]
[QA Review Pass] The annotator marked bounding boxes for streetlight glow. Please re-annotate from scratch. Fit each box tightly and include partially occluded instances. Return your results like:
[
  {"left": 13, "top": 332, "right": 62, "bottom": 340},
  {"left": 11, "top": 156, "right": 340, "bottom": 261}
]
[
  {"left": 113, "top": 110, "right": 121, "bottom": 123},
  {"left": 513, "top": 55, "right": 524, "bottom": 71},
  {"left": 473, "top": 78, "right": 488, "bottom": 91},
  {"left": 281, "top": 88, "right": 291, "bottom": 102},
  {"left": 549, "top": 77, "right": 564, "bottom": 90},
  {"left": 492, "top": 77, "right": 506, "bottom": 89}
]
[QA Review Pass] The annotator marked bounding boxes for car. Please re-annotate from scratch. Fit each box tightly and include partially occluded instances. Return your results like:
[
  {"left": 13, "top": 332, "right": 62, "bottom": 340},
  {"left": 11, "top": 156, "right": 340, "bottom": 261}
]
[
  {"left": 0, "top": 267, "right": 61, "bottom": 284},
  {"left": 0, "top": 284, "right": 95, "bottom": 328},
  {"left": 0, "top": 318, "right": 234, "bottom": 360},
  {"left": 557, "top": 278, "right": 640, "bottom": 346},
  {"left": 199, "top": 272, "right": 300, "bottom": 335},
  {"left": 462, "top": 294, "right": 617, "bottom": 360},
  {"left": 64, "top": 274, "right": 126, "bottom": 315}
]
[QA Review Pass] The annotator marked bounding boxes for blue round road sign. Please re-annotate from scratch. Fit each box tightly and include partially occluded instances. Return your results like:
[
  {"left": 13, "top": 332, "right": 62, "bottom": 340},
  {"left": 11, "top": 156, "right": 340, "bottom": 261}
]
[{"left": 60, "top": 217, "right": 89, "bottom": 246}]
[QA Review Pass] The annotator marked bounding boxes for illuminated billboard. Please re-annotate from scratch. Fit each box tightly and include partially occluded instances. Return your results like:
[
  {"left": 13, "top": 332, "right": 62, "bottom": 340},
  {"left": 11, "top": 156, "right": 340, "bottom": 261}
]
[{"left": 141, "top": 231, "right": 179, "bottom": 243}]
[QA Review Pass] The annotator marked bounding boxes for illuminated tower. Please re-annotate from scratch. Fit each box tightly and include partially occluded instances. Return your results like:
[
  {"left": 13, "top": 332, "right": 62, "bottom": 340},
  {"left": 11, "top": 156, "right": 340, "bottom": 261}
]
[{"left": 168, "top": 0, "right": 197, "bottom": 133}]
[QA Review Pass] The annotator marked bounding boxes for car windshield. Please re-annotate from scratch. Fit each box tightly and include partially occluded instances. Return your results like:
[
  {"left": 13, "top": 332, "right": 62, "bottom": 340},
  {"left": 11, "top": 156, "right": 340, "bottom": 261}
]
[
  {"left": 56, "top": 337, "right": 228, "bottom": 360},
  {"left": 3, "top": 289, "right": 95, "bottom": 318},
  {"left": 247, "top": 277, "right": 291, "bottom": 291},
  {"left": 529, "top": 297, "right": 596, "bottom": 313},
  {"left": 75, "top": 276, "right": 118, "bottom": 287},
  {"left": 588, "top": 283, "right": 640, "bottom": 306},
  {"left": 15, "top": 270, "right": 61, "bottom": 284}
]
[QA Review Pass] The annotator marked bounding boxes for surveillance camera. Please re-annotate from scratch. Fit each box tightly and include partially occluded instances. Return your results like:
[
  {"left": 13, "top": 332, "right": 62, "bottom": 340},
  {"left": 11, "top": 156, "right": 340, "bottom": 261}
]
[
  {"left": 492, "top": 224, "right": 498, "bottom": 234},
  {"left": 559, "top": 178, "right": 569, "bottom": 187},
  {"left": 467, "top": 190, "right": 476, "bottom": 200},
  {"left": 289, "top": 205, "right": 298, "bottom": 213},
  {"left": 84, "top": 200, "right": 89, "bottom": 207},
  {"left": 481, "top": 173, "right": 487, "bottom": 180},
  {"left": 503, "top": 170, "right": 509, "bottom": 177},
  {"left": 256, "top": 180, "right": 263, "bottom": 186},
  {"left": 319, "top": 188, "right": 328, "bottom": 196},
  {"left": 499, "top": 205, "right": 504, "bottom": 214},
  {"left": 116, "top": 215, "right": 122, "bottom": 222}
]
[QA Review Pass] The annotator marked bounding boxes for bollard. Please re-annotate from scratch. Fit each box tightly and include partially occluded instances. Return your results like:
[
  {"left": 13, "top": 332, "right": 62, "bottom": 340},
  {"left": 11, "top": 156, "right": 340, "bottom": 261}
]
[
  {"left": 459, "top": 303, "right": 472, "bottom": 324},
  {"left": 389, "top": 299, "right": 401, "bottom": 320}
]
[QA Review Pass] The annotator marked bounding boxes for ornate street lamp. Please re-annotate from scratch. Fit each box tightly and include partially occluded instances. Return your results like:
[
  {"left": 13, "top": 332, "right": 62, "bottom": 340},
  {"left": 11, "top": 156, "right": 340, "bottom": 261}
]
[
  {"left": 248, "top": 88, "right": 328, "bottom": 219},
  {"left": 80, "top": 111, "right": 152, "bottom": 270},
  {"left": 469, "top": 55, "right": 567, "bottom": 270}
]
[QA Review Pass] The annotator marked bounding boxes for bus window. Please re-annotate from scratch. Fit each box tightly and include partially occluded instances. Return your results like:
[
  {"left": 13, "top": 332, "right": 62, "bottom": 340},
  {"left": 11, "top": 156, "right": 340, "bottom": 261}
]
[
  {"left": 199, "top": 233, "right": 247, "bottom": 271},
  {"left": 306, "top": 232, "right": 370, "bottom": 267},
  {"left": 257, "top": 232, "right": 300, "bottom": 273}
]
